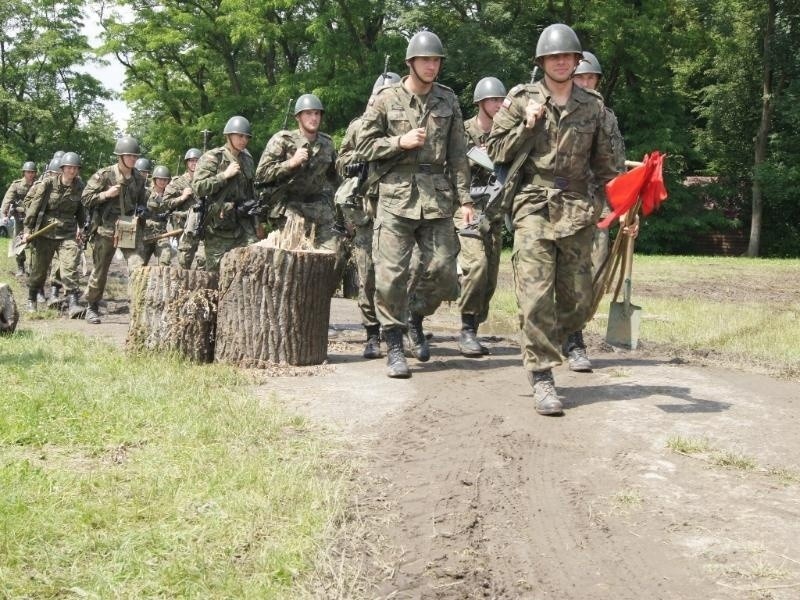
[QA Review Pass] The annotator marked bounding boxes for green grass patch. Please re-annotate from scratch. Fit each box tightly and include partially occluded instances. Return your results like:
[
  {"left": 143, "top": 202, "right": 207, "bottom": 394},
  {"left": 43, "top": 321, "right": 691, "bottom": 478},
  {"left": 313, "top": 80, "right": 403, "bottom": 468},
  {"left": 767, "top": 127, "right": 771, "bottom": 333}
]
[
  {"left": 710, "top": 450, "right": 758, "bottom": 471},
  {"left": 0, "top": 329, "right": 347, "bottom": 598},
  {"left": 666, "top": 435, "right": 712, "bottom": 455}
]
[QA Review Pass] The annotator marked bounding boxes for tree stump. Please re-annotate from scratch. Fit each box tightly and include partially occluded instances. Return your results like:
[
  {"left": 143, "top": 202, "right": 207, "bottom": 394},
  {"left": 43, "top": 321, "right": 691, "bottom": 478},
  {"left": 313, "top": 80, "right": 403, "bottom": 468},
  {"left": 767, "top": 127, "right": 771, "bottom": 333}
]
[
  {"left": 0, "top": 283, "right": 19, "bottom": 334},
  {"left": 126, "top": 266, "right": 218, "bottom": 362},
  {"left": 215, "top": 215, "right": 337, "bottom": 367},
  {"left": 341, "top": 251, "right": 360, "bottom": 299}
]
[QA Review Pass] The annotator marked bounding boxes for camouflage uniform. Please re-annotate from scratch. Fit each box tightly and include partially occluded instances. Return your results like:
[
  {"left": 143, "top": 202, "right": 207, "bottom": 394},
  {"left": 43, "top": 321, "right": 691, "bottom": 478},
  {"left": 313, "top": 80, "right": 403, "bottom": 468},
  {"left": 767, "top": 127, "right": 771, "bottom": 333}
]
[
  {"left": 2, "top": 178, "right": 32, "bottom": 272},
  {"left": 81, "top": 164, "right": 149, "bottom": 305},
  {"left": 336, "top": 116, "right": 378, "bottom": 329},
  {"left": 455, "top": 115, "right": 504, "bottom": 325},
  {"left": 23, "top": 176, "right": 84, "bottom": 292},
  {"left": 356, "top": 79, "right": 470, "bottom": 331},
  {"left": 255, "top": 129, "right": 339, "bottom": 254},
  {"left": 487, "top": 80, "right": 619, "bottom": 372},
  {"left": 139, "top": 185, "right": 173, "bottom": 266},
  {"left": 191, "top": 146, "right": 256, "bottom": 272},
  {"left": 165, "top": 172, "right": 206, "bottom": 269}
]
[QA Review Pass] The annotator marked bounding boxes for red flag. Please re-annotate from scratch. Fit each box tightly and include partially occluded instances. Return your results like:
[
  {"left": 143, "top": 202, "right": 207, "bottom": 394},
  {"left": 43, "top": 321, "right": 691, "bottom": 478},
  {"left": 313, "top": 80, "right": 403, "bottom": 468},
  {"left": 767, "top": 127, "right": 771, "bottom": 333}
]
[{"left": 598, "top": 151, "right": 668, "bottom": 228}]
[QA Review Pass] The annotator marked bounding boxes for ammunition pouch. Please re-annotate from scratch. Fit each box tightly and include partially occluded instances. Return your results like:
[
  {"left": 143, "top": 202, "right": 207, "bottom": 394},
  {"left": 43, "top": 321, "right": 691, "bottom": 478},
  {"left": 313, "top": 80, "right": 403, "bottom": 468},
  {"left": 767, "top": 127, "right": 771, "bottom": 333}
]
[{"left": 113, "top": 215, "right": 139, "bottom": 249}]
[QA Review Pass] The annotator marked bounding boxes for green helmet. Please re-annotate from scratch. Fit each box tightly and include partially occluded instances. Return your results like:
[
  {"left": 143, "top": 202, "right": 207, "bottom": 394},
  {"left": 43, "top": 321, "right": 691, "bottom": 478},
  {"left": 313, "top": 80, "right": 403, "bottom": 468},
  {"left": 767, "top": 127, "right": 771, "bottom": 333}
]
[
  {"left": 223, "top": 115, "right": 252, "bottom": 137},
  {"left": 294, "top": 94, "right": 324, "bottom": 115},
  {"left": 574, "top": 51, "right": 602, "bottom": 76},
  {"left": 134, "top": 157, "right": 152, "bottom": 173},
  {"left": 184, "top": 148, "right": 202, "bottom": 161},
  {"left": 405, "top": 31, "right": 445, "bottom": 60},
  {"left": 46, "top": 158, "right": 61, "bottom": 173},
  {"left": 535, "top": 24, "right": 582, "bottom": 62},
  {"left": 372, "top": 72, "right": 401, "bottom": 94},
  {"left": 59, "top": 152, "right": 82, "bottom": 168},
  {"left": 114, "top": 136, "right": 141, "bottom": 156},
  {"left": 473, "top": 77, "right": 507, "bottom": 103},
  {"left": 52, "top": 151, "right": 65, "bottom": 160},
  {"left": 22, "top": 161, "right": 36, "bottom": 172},
  {"left": 152, "top": 165, "right": 171, "bottom": 179}
]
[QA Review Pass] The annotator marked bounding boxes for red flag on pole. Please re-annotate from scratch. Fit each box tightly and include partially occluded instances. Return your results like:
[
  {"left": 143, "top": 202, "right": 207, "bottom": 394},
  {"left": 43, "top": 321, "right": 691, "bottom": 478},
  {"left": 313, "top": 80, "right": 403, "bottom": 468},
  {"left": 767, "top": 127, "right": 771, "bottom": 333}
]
[{"left": 598, "top": 151, "right": 668, "bottom": 228}]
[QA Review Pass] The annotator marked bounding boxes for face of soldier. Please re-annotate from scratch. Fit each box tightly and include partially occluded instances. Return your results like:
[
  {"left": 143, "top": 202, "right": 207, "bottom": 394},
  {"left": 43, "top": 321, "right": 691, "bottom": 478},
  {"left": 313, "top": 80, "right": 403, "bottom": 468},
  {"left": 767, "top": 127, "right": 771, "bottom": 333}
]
[
  {"left": 227, "top": 133, "right": 251, "bottom": 153},
  {"left": 408, "top": 56, "right": 441, "bottom": 84},
  {"left": 479, "top": 97, "right": 504, "bottom": 120},
  {"left": 296, "top": 110, "right": 322, "bottom": 135},
  {"left": 573, "top": 73, "right": 600, "bottom": 91},
  {"left": 60, "top": 165, "right": 79, "bottom": 185},
  {"left": 186, "top": 158, "right": 198, "bottom": 173},
  {"left": 153, "top": 177, "right": 169, "bottom": 192},
  {"left": 119, "top": 154, "right": 138, "bottom": 174},
  {"left": 542, "top": 53, "right": 580, "bottom": 84},
  {"left": 23, "top": 171, "right": 36, "bottom": 185}
]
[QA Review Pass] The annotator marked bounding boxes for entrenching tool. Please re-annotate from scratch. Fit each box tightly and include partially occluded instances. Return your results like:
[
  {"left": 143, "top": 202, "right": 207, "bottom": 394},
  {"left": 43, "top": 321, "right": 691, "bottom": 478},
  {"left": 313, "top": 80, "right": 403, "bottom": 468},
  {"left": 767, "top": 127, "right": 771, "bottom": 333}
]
[
  {"left": 606, "top": 233, "right": 641, "bottom": 349},
  {"left": 12, "top": 221, "right": 58, "bottom": 256}
]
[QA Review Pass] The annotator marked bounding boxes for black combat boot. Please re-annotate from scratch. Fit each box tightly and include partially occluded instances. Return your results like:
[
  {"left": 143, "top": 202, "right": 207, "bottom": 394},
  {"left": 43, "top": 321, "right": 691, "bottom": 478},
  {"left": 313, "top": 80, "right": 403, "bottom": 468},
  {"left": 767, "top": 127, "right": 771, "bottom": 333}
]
[
  {"left": 563, "top": 330, "right": 592, "bottom": 372},
  {"left": 67, "top": 291, "right": 84, "bottom": 319},
  {"left": 407, "top": 313, "right": 430, "bottom": 362},
  {"left": 36, "top": 287, "right": 46, "bottom": 305},
  {"left": 473, "top": 323, "right": 490, "bottom": 355},
  {"left": 85, "top": 302, "right": 101, "bottom": 324},
  {"left": 385, "top": 329, "right": 411, "bottom": 378},
  {"left": 363, "top": 324, "right": 382, "bottom": 359},
  {"left": 50, "top": 283, "right": 62, "bottom": 299},
  {"left": 458, "top": 313, "right": 483, "bottom": 358},
  {"left": 527, "top": 369, "right": 563, "bottom": 415},
  {"left": 26, "top": 288, "right": 38, "bottom": 313}
]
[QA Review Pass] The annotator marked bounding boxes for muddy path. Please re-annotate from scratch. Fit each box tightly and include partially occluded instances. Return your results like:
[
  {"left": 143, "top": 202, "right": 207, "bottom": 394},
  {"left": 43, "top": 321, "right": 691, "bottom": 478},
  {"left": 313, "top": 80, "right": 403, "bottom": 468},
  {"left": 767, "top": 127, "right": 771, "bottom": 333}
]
[{"left": 22, "top": 260, "right": 800, "bottom": 599}]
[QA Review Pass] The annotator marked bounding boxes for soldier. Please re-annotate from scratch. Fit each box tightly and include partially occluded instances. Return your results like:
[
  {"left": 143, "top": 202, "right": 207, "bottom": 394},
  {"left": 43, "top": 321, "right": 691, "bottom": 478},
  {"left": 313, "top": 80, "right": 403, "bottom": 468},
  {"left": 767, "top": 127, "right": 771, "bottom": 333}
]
[
  {"left": 139, "top": 165, "right": 173, "bottom": 266},
  {"left": 2, "top": 161, "right": 37, "bottom": 276},
  {"left": 21, "top": 152, "right": 85, "bottom": 316},
  {"left": 563, "top": 50, "right": 631, "bottom": 372},
  {"left": 134, "top": 158, "right": 152, "bottom": 182},
  {"left": 191, "top": 115, "right": 257, "bottom": 272},
  {"left": 456, "top": 76, "right": 507, "bottom": 357},
  {"left": 256, "top": 94, "right": 339, "bottom": 255},
  {"left": 165, "top": 148, "right": 205, "bottom": 269},
  {"left": 81, "top": 135, "right": 149, "bottom": 324},
  {"left": 336, "top": 71, "right": 402, "bottom": 359},
  {"left": 357, "top": 31, "right": 474, "bottom": 378},
  {"left": 486, "top": 24, "right": 620, "bottom": 415}
]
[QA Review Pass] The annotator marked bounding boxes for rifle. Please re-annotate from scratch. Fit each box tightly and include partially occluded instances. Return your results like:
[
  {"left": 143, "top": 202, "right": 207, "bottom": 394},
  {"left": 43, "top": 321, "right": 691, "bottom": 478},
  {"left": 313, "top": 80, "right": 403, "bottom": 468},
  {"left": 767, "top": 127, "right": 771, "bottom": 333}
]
[
  {"left": 201, "top": 129, "right": 212, "bottom": 152},
  {"left": 459, "top": 147, "right": 506, "bottom": 238},
  {"left": 254, "top": 139, "right": 310, "bottom": 220},
  {"left": 185, "top": 196, "right": 209, "bottom": 239},
  {"left": 281, "top": 98, "right": 294, "bottom": 130}
]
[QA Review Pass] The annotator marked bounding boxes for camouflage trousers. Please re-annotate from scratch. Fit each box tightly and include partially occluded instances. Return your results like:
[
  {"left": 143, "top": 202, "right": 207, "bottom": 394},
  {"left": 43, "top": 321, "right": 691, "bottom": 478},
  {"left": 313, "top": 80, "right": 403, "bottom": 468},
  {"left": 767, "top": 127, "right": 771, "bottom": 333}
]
[
  {"left": 591, "top": 226, "right": 610, "bottom": 278},
  {"left": 512, "top": 213, "right": 595, "bottom": 372},
  {"left": 139, "top": 239, "right": 173, "bottom": 267},
  {"left": 373, "top": 204, "right": 459, "bottom": 331},
  {"left": 28, "top": 237, "right": 80, "bottom": 292},
  {"left": 283, "top": 200, "right": 340, "bottom": 254},
  {"left": 351, "top": 221, "right": 378, "bottom": 328},
  {"left": 12, "top": 216, "right": 25, "bottom": 269},
  {"left": 85, "top": 234, "right": 143, "bottom": 304},
  {"left": 453, "top": 206, "right": 503, "bottom": 324},
  {"left": 203, "top": 225, "right": 254, "bottom": 273}
]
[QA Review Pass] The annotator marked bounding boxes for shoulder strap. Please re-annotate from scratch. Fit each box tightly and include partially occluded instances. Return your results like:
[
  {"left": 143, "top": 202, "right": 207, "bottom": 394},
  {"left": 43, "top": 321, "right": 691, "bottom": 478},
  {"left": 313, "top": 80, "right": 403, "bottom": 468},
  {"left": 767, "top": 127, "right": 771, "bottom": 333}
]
[{"left": 32, "top": 177, "right": 54, "bottom": 233}]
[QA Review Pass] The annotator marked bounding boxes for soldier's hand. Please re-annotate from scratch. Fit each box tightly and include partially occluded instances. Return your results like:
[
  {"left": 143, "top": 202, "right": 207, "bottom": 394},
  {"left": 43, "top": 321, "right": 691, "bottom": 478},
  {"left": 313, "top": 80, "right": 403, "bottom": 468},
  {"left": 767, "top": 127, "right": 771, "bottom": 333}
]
[
  {"left": 524, "top": 100, "right": 545, "bottom": 129},
  {"left": 620, "top": 213, "right": 640, "bottom": 238},
  {"left": 181, "top": 187, "right": 192, "bottom": 200},
  {"left": 461, "top": 202, "right": 476, "bottom": 226},
  {"left": 102, "top": 184, "right": 122, "bottom": 201},
  {"left": 223, "top": 162, "right": 241, "bottom": 179},
  {"left": 399, "top": 128, "right": 426, "bottom": 150},
  {"left": 289, "top": 147, "right": 309, "bottom": 168}
]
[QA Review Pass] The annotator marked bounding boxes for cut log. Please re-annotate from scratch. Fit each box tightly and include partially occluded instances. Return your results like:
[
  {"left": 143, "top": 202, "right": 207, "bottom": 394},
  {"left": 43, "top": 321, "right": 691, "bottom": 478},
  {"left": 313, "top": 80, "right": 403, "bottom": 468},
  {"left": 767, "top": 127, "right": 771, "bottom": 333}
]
[
  {"left": 0, "top": 283, "right": 19, "bottom": 334},
  {"left": 215, "top": 228, "right": 337, "bottom": 367},
  {"left": 126, "top": 266, "right": 218, "bottom": 362}
]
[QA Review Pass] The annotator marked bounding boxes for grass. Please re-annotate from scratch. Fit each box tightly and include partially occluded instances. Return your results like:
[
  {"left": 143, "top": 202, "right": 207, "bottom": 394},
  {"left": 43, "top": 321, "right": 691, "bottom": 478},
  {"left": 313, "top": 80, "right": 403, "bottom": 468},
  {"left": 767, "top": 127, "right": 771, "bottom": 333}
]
[{"left": 0, "top": 329, "right": 347, "bottom": 598}]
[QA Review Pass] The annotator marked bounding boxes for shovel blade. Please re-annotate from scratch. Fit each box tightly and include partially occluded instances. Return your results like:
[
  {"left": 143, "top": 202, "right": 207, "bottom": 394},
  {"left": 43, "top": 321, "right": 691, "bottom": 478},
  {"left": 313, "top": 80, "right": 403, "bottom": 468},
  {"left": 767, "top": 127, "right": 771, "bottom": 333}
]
[{"left": 606, "top": 301, "right": 642, "bottom": 349}]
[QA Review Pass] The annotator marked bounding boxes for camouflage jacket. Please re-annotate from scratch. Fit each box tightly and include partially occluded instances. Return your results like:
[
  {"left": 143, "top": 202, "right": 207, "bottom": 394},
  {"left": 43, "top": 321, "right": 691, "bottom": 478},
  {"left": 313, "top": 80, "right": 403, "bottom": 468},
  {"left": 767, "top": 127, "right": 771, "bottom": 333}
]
[
  {"left": 145, "top": 185, "right": 169, "bottom": 237},
  {"left": 356, "top": 79, "right": 472, "bottom": 220},
  {"left": 487, "top": 80, "right": 620, "bottom": 237},
  {"left": 464, "top": 115, "right": 493, "bottom": 188},
  {"left": 336, "top": 117, "right": 363, "bottom": 179},
  {"left": 23, "top": 175, "right": 85, "bottom": 239},
  {"left": 1, "top": 179, "right": 32, "bottom": 218},
  {"left": 82, "top": 164, "right": 148, "bottom": 237},
  {"left": 255, "top": 129, "right": 338, "bottom": 202},
  {"left": 592, "top": 106, "right": 627, "bottom": 217},
  {"left": 192, "top": 145, "right": 255, "bottom": 235}
]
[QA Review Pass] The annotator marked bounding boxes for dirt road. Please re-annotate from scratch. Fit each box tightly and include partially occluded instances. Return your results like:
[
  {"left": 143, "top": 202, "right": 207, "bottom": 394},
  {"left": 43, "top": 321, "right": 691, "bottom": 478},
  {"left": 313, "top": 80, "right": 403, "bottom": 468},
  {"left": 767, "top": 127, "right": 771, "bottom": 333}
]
[{"left": 27, "top": 285, "right": 800, "bottom": 599}]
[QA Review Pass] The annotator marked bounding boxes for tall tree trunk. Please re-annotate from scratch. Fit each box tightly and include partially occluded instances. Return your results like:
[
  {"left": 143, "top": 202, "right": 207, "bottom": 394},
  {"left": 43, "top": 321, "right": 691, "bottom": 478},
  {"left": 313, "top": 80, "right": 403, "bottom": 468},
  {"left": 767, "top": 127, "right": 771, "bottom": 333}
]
[{"left": 747, "top": 0, "right": 776, "bottom": 257}]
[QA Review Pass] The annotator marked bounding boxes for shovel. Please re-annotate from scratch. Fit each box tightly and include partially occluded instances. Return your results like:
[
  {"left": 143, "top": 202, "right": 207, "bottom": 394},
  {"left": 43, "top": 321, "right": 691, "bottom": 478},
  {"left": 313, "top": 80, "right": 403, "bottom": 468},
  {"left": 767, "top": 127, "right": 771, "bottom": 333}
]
[
  {"left": 12, "top": 221, "right": 59, "bottom": 256},
  {"left": 606, "top": 234, "right": 642, "bottom": 349}
]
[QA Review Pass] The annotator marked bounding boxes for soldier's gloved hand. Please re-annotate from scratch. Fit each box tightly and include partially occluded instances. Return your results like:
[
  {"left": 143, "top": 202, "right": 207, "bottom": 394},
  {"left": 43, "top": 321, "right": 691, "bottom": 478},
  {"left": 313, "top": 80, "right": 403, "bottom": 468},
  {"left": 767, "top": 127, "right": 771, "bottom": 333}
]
[
  {"left": 399, "top": 128, "right": 426, "bottom": 150},
  {"left": 288, "top": 146, "right": 309, "bottom": 168},
  {"left": 525, "top": 100, "right": 545, "bottom": 129},
  {"left": 223, "top": 162, "right": 241, "bottom": 179}
]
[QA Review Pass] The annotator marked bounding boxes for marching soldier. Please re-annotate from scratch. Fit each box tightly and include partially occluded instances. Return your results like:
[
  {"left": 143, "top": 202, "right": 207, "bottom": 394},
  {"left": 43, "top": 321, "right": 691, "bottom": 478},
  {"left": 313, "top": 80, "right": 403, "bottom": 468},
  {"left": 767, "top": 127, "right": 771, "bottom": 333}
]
[
  {"left": 357, "top": 31, "right": 473, "bottom": 378},
  {"left": 134, "top": 158, "right": 152, "bottom": 182},
  {"left": 191, "top": 115, "right": 257, "bottom": 272},
  {"left": 487, "top": 24, "right": 621, "bottom": 415},
  {"left": 456, "top": 76, "right": 507, "bottom": 357},
  {"left": 81, "top": 135, "right": 149, "bottom": 324},
  {"left": 139, "top": 165, "right": 173, "bottom": 266},
  {"left": 2, "top": 161, "right": 37, "bottom": 276},
  {"left": 22, "top": 152, "right": 85, "bottom": 316},
  {"left": 165, "top": 148, "right": 205, "bottom": 269}
]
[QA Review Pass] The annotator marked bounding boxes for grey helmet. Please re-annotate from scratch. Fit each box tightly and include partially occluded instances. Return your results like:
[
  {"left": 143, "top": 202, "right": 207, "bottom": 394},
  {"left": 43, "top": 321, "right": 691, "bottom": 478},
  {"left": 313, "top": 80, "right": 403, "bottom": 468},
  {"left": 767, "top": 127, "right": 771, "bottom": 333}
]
[
  {"left": 535, "top": 24, "right": 582, "bottom": 62},
  {"left": 22, "top": 161, "right": 36, "bottom": 172},
  {"left": 294, "top": 94, "right": 324, "bottom": 115},
  {"left": 59, "top": 152, "right": 82, "bottom": 168},
  {"left": 372, "top": 72, "right": 401, "bottom": 94},
  {"left": 152, "top": 165, "right": 171, "bottom": 179},
  {"left": 52, "top": 151, "right": 65, "bottom": 160},
  {"left": 473, "top": 77, "right": 507, "bottom": 103},
  {"left": 114, "top": 136, "right": 141, "bottom": 156},
  {"left": 184, "top": 147, "right": 202, "bottom": 161},
  {"left": 46, "top": 158, "right": 61, "bottom": 173},
  {"left": 223, "top": 115, "right": 252, "bottom": 137},
  {"left": 134, "top": 157, "right": 152, "bottom": 173},
  {"left": 574, "top": 51, "right": 602, "bottom": 76},
  {"left": 405, "top": 30, "right": 445, "bottom": 60}
]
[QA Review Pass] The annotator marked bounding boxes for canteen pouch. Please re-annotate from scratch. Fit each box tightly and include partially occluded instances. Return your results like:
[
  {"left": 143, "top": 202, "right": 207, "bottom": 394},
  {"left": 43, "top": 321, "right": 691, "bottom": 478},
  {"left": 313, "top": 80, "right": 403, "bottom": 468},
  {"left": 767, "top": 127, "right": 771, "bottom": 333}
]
[{"left": 113, "top": 215, "right": 139, "bottom": 248}]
